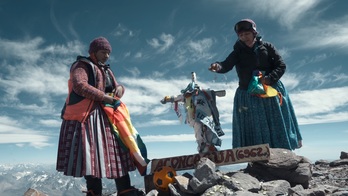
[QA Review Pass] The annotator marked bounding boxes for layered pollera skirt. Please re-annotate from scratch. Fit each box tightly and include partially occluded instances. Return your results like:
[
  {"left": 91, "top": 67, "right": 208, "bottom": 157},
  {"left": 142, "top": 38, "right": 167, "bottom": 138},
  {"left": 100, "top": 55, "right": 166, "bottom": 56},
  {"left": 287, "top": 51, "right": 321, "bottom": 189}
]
[
  {"left": 56, "top": 105, "right": 135, "bottom": 178},
  {"left": 232, "top": 80, "right": 302, "bottom": 150}
]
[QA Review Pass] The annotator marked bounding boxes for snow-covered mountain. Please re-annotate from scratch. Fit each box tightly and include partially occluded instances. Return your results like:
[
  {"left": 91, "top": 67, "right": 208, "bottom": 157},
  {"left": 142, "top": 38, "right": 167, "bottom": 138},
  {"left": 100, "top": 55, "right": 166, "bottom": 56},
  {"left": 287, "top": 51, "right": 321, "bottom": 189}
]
[
  {"left": 0, "top": 163, "right": 246, "bottom": 195},
  {"left": 0, "top": 164, "right": 144, "bottom": 196}
]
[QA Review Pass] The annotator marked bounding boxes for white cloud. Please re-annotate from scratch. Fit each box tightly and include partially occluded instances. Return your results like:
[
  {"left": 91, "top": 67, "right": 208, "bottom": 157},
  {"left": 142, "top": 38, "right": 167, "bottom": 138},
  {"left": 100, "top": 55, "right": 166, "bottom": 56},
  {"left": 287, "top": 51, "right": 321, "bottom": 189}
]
[
  {"left": 0, "top": 37, "right": 44, "bottom": 62},
  {"left": 125, "top": 67, "right": 141, "bottom": 77},
  {"left": 0, "top": 37, "right": 83, "bottom": 117},
  {"left": 295, "top": 53, "right": 330, "bottom": 69},
  {"left": 187, "top": 38, "right": 215, "bottom": 61},
  {"left": 143, "top": 134, "right": 195, "bottom": 142},
  {"left": 248, "top": 0, "right": 319, "bottom": 29},
  {"left": 280, "top": 73, "right": 301, "bottom": 90},
  {"left": 134, "top": 52, "right": 142, "bottom": 58},
  {"left": 298, "top": 112, "right": 348, "bottom": 125},
  {"left": 147, "top": 33, "right": 175, "bottom": 53},
  {"left": 203, "top": 0, "right": 320, "bottom": 29},
  {"left": 227, "top": 0, "right": 348, "bottom": 51},
  {"left": 0, "top": 38, "right": 83, "bottom": 62},
  {"left": 188, "top": 38, "right": 213, "bottom": 54},
  {"left": 39, "top": 119, "right": 62, "bottom": 127},
  {"left": 0, "top": 134, "right": 51, "bottom": 148},
  {"left": 1, "top": 34, "right": 347, "bottom": 149},
  {"left": 137, "top": 119, "right": 182, "bottom": 128},
  {"left": 143, "top": 131, "right": 233, "bottom": 143},
  {"left": 0, "top": 116, "right": 52, "bottom": 148},
  {"left": 2, "top": 70, "right": 345, "bottom": 147},
  {"left": 333, "top": 73, "right": 348, "bottom": 84},
  {"left": 119, "top": 74, "right": 348, "bottom": 128},
  {"left": 291, "top": 86, "right": 348, "bottom": 124},
  {"left": 290, "top": 15, "right": 348, "bottom": 50},
  {"left": 113, "top": 23, "right": 137, "bottom": 39},
  {"left": 277, "top": 48, "right": 291, "bottom": 60}
]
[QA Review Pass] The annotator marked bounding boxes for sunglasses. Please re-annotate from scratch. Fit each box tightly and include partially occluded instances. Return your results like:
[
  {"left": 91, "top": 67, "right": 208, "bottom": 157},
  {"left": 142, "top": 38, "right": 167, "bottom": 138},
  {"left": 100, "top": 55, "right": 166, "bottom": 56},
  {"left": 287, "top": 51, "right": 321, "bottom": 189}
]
[{"left": 234, "top": 21, "right": 254, "bottom": 33}]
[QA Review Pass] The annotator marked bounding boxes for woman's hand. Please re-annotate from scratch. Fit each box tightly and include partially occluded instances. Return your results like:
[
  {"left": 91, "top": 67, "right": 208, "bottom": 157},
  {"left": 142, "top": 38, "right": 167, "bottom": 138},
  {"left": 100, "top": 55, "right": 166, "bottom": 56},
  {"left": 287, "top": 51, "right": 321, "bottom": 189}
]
[
  {"left": 114, "top": 85, "right": 124, "bottom": 98},
  {"left": 209, "top": 63, "right": 221, "bottom": 72},
  {"left": 260, "top": 75, "right": 271, "bottom": 85},
  {"left": 103, "top": 94, "right": 116, "bottom": 104}
]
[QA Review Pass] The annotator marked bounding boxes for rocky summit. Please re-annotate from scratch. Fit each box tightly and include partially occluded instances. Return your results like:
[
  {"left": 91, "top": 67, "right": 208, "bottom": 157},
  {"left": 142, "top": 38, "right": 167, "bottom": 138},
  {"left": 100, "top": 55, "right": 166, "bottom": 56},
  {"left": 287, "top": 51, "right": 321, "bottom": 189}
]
[
  {"left": 146, "top": 148, "right": 348, "bottom": 196},
  {"left": 25, "top": 149, "right": 348, "bottom": 196}
]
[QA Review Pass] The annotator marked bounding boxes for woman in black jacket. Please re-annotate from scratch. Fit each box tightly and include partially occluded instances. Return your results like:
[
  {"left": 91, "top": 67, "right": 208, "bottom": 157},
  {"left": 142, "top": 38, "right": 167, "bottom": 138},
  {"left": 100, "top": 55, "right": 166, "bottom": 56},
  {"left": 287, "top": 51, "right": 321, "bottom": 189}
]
[{"left": 209, "top": 19, "right": 302, "bottom": 150}]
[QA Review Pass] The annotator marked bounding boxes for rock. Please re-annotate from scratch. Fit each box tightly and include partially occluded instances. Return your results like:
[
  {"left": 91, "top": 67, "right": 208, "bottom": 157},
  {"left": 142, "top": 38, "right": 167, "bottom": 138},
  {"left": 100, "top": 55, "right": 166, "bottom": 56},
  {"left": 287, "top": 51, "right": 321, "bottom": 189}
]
[
  {"left": 26, "top": 148, "right": 348, "bottom": 196},
  {"left": 161, "top": 148, "right": 348, "bottom": 195},
  {"left": 244, "top": 148, "right": 312, "bottom": 188},
  {"left": 261, "top": 180, "right": 290, "bottom": 196},
  {"left": 340, "top": 151, "right": 348, "bottom": 159},
  {"left": 329, "top": 159, "right": 348, "bottom": 167},
  {"left": 174, "top": 174, "right": 195, "bottom": 194},
  {"left": 145, "top": 189, "right": 158, "bottom": 196},
  {"left": 189, "top": 176, "right": 217, "bottom": 194},
  {"left": 296, "top": 187, "right": 326, "bottom": 196},
  {"left": 24, "top": 188, "right": 47, "bottom": 196},
  {"left": 201, "top": 185, "right": 234, "bottom": 196},
  {"left": 227, "top": 172, "right": 260, "bottom": 192},
  {"left": 194, "top": 157, "right": 217, "bottom": 182},
  {"left": 332, "top": 190, "right": 348, "bottom": 196},
  {"left": 215, "top": 171, "right": 239, "bottom": 191},
  {"left": 233, "top": 190, "right": 262, "bottom": 195},
  {"left": 168, "top": 183, "right": 181, "bottom": 196},
  {"left": 257, "top": 148, "right": 303, "bottom": 169},
  {"left": 309, "top": 159, "right": 348, "bottom": 191},
  {"left": 288, "top": 184, "right": 305, "bottom": 195},
  {"left": 315, "top": 159, "right": 330, "bottom": 165},
  {"left": 189, "top": 157, "right": 219, "bottom": 194}
]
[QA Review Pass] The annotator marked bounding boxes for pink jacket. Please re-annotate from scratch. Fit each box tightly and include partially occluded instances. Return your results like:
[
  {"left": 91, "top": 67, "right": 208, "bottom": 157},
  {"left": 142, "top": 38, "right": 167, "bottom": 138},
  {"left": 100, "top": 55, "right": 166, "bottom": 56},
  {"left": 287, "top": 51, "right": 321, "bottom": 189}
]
[{"left": 62, "top": 57, "right": 124, "bottom": 123}]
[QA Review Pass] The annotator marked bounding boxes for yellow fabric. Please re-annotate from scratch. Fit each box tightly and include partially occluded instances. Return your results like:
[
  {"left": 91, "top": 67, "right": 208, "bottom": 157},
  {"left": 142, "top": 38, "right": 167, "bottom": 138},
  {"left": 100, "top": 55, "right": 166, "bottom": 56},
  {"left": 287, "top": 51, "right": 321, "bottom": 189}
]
[
  {"left": 259, "top": 84, "right": 278, "bottom": 97},
  {"left": 103, "top": 101, "right": 148, "bottom": 175}
]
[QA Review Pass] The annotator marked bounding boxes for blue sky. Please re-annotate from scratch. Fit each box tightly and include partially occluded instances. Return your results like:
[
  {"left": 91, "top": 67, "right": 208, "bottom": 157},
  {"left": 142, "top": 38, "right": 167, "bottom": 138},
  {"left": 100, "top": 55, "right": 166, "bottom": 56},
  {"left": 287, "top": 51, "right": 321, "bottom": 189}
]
[{"left": 0, "top": 0, "right": 347, "bottom": 165}]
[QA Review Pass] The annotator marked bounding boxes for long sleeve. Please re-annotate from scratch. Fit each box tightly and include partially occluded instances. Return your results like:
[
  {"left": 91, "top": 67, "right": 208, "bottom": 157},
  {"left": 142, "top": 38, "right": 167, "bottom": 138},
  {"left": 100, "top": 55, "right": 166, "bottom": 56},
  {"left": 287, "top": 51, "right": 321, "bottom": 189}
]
[
  {"left": 217, "top": 50, "right": 238, "bottom": 74},
  {"left": 71, "top": 62, "right": 105, "bottom": 102},
  {"left": 264, "top": 42, "right": 286, "bottom": 83}
]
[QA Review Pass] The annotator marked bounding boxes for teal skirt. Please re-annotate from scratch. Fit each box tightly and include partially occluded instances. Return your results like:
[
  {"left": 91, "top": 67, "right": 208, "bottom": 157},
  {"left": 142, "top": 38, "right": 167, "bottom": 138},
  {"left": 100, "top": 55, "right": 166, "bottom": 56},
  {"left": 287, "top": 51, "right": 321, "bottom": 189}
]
[{"left": 232, "top": 81, "right": 302, "bottom": 150}]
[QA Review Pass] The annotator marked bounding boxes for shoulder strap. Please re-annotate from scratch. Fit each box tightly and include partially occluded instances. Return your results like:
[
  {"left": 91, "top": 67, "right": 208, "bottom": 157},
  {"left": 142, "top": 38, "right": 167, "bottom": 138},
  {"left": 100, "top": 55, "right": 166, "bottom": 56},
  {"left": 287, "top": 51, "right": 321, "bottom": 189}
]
[{"left": 72, "top": 56, "right": 97, "bottom": 87}]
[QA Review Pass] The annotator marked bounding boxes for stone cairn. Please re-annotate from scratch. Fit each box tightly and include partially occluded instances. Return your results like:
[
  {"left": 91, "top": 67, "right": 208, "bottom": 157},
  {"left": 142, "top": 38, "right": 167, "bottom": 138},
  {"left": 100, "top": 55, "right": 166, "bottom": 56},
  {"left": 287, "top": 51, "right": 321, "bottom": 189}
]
[{"left": 146, "top": 148, "right": 348, "bottom": 196}]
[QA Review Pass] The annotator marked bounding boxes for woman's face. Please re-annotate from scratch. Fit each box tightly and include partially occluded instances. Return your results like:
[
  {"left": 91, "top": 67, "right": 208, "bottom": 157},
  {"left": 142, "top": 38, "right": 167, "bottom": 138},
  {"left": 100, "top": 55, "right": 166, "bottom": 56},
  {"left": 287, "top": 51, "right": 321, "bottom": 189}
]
[
  {"left": 95, "top": 49, "right": 110, "bottom": 64},
  {"left": 238, "top": 31, "right": 255, "bottom": 47}
]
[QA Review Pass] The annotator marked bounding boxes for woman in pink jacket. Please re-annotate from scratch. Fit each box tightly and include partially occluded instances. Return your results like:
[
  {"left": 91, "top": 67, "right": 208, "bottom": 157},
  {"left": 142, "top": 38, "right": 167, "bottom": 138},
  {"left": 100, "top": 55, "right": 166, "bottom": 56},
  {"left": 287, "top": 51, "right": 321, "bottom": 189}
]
[{"left": 56, "top": 37, "right": 145, "bottom": 196}]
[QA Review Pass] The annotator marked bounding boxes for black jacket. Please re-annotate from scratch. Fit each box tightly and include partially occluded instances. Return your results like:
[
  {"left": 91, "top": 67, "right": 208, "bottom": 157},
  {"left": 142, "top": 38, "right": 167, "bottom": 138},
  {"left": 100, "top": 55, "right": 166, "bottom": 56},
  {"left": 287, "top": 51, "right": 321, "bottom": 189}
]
[{"left": 217, "top": 39, "right": 286, "bottom": 90}]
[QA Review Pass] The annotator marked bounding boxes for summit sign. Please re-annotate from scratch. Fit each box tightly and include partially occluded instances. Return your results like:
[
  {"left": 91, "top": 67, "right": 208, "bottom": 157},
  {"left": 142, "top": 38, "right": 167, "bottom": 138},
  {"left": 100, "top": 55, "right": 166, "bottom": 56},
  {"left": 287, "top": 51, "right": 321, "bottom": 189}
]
[{"left": 150, "top": 144, "right": 270, "bottom": 173}]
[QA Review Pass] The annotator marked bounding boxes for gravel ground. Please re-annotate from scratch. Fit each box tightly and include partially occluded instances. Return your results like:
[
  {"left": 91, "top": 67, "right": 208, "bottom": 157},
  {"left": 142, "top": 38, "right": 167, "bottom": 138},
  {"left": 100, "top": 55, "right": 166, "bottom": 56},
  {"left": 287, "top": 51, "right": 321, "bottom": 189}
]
[{"left": 309, "top": 159, "right": 348, "bottom": 189}]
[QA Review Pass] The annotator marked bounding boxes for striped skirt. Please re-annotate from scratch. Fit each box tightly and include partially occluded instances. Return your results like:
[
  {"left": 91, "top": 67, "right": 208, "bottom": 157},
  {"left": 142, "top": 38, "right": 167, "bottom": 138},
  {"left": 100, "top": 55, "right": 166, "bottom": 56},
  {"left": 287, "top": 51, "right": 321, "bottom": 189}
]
[
  {"left": 232, "top": 81, "right": 302, "bottom": 150},
  {"left": 56, "top": 105, "right": 135, "bottom": 178}
]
